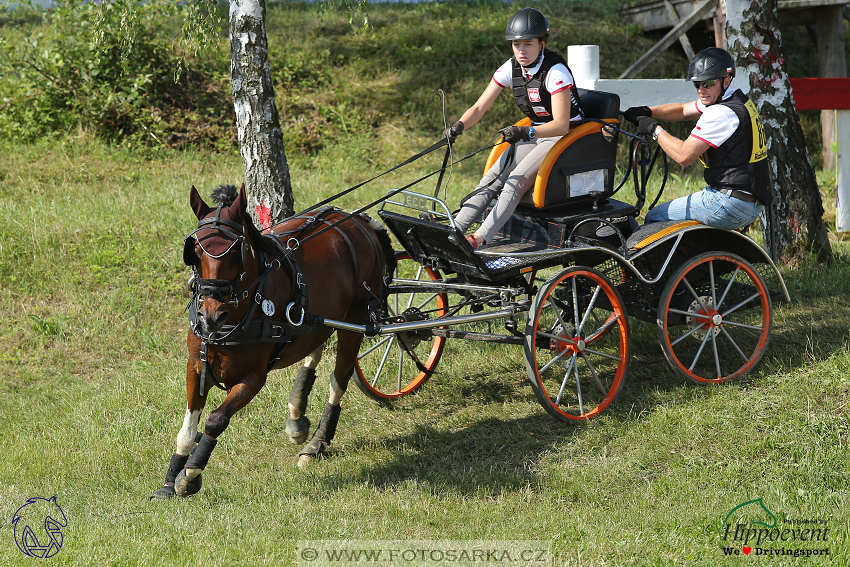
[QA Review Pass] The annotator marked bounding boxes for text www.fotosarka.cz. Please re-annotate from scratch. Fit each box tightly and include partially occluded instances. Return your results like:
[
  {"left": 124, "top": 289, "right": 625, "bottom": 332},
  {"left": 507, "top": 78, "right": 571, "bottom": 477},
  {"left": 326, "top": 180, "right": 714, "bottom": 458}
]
[{"left": 296, "top": 540, "right": 551, "bottom": 566}]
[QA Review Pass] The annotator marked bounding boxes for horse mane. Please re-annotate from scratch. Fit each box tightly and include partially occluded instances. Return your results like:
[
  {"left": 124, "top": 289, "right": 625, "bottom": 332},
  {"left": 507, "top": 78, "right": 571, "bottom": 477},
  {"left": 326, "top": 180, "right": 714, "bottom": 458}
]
[{"left": 210, "top": 184, "right": 276, "bottom": 257}]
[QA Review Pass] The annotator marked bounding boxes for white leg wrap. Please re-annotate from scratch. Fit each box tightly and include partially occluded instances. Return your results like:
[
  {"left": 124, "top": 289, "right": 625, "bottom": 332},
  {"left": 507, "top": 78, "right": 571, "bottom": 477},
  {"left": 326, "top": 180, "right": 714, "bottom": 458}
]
[
  {"left": 175, "top": 408, "right": 201, "bottom": 456},
  {"left": 328, "top": 373, "right": 344, "bottom": 405}
]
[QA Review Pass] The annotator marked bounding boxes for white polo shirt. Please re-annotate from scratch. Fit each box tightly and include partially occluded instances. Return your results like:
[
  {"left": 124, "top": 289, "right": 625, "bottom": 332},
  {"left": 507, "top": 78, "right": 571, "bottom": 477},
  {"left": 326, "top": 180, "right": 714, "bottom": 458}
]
[{"left": 690, "top": 89, "right": 740, "bottom": 149}]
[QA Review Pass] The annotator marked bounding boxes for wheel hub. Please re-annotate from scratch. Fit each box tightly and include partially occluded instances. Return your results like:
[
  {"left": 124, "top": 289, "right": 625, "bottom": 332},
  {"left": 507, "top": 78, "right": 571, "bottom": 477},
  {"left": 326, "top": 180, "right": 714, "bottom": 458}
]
[
  {"left": 550, "top": 324, "right": 583, "bottom": 362},
  {"left": 398, "top": 307, "right": 431, "bottom": 350},
  {"left": 686, "top": 296, "right": 721, "bottom": 340}
]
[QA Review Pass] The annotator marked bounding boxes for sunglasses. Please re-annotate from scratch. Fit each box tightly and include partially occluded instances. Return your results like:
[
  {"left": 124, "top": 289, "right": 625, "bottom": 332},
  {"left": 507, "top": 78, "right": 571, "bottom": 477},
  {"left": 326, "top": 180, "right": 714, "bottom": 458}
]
[{"left": 693, "top": 79, "right": 720, "bottom": 90}]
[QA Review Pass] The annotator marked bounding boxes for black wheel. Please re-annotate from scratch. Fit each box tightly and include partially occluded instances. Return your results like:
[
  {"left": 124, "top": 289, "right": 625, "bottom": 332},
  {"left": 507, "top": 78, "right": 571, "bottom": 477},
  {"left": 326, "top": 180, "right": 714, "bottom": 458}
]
[
  {"left": 353, "top": 252, "right": 447, "bottom": 401},
  {"left": 525, "top": 266, "right": 630, "bottom": 421},
  {"left": 657, "top": 252, "right": 772, "bottom": 384}
]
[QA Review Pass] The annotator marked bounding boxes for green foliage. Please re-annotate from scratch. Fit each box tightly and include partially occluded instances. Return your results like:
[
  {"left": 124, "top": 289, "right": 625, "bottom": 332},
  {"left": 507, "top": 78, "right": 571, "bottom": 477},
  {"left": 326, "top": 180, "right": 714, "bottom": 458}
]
[{"left": 0, "top": 0, "right": 232, "bottom": 148}]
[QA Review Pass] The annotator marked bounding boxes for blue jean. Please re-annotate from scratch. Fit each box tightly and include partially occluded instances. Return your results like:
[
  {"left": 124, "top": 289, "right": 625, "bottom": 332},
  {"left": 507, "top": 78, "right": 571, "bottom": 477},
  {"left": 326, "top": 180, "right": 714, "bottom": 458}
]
[{"left": 644, "top": 186, "right": 765, "bottom": 230}]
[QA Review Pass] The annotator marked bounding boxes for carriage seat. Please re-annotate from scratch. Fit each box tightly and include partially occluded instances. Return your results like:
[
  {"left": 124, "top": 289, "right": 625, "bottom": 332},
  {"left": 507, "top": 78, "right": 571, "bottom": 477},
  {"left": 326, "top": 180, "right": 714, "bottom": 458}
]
[{"left": 482, "top": 89, "right": 622, "bottom": 211}]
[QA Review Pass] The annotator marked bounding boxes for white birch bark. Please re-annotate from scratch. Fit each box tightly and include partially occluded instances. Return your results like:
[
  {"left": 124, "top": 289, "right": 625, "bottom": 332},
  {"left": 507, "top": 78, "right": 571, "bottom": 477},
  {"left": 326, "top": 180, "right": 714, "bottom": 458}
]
[
  {"left": 230, "top": 0, "right": 294, "bottom": 229},
  {"left": 725, "top": 0, "right": 831, "bottom": 262}
]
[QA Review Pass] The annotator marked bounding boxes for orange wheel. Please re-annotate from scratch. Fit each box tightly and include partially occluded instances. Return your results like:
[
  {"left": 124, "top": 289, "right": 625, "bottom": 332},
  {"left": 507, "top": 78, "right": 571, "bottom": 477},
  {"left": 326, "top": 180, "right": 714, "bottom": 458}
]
[
  {"left": 524, "top": 266, "right": 630, "bottom": 421},
  {"left": 657, "top": 252, "right": 772, "bottom": 385},
  {"left": 353, "top": 253, "right": 447, "bottom": 401}
]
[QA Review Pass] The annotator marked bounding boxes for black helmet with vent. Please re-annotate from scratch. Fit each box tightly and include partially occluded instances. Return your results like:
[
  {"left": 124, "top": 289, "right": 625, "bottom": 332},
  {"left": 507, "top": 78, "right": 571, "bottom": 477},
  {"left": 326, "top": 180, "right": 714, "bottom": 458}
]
[
  {"left": 505, "top": 8, "right": 549, "bottom": 41},
  {"left": 687, "top": 47, "right": 736, "bottom": 81}
]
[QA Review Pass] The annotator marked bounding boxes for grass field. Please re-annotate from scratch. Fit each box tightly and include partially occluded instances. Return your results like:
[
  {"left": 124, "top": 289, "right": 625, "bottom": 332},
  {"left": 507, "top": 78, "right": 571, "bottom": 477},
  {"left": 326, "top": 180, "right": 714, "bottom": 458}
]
[{"left": 1, "top": 1, "right": 849, "bottom": 566}]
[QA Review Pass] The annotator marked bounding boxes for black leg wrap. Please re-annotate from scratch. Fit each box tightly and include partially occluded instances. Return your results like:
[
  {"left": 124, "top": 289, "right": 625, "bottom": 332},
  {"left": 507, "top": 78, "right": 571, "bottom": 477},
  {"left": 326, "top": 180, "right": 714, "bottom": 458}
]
[
  {"left": 185, "top": 433, "right": 217, "bottom": 470},
  {"left": 299, "top": 403, "right": 341, "bottom": 459},
  {"left": 150, "top": 453, "right": 189, "bottom": 501},
  {"left": 289, "top": 367, "right": 317, "bottom": 414},
  {"left": 165, "top": 453, "right": 189, "bottom": 485}
]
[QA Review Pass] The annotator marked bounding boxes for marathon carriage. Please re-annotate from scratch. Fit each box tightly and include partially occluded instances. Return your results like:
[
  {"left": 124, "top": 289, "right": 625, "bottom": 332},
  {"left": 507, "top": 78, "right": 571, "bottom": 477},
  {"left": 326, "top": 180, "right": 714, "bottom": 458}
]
[
  {"left": 349, "top": 88, "right": 789, "bottom": 422},
  {"left": 158, "top": 88, "right": 790, "bottom": 500}
]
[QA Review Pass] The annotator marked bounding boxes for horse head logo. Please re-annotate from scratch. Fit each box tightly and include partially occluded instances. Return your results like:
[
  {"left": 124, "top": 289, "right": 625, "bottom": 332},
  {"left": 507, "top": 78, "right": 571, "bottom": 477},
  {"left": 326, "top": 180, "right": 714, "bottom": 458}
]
[
  {"left": 723, "top": 497, "right": 778, "bottom": 530},
  {"left": 12, "top": 495, "right": 68, "bottom": 558}
]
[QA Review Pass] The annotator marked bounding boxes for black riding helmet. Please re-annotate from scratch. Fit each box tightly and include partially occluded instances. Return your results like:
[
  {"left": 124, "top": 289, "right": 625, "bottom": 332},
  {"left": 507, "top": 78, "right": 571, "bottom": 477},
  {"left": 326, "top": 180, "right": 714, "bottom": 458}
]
[
  {"left": 687, "top": 47, "right": 736, "bottom": 81},
  {"left": 505, "top": 8, "right": 549, "bottom": 41}
]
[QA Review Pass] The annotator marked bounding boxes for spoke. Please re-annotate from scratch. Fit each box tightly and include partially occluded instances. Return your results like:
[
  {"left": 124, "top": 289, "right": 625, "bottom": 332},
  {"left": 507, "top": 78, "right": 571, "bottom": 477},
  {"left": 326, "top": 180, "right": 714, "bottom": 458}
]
[
  {"left": 396, "top": 339, "right": 404, "bottom": 391},
  {"left": 721, "top": 318, "right": 763, "bottom": 331},
  {"left": 360, "top": 335, "right": 393, "bottom": 358},
  {"left": 555, "top": 353, "right": 577, "bottom": 405},
  {"left": 682, "top": 277, "right": 710, "bottom": 312},
  {"left": 720, "top": 325, "right": 749, "bottom": 363},
  {"left": 670, "top": 324, "right": 704, "bottom": 346},
  {"left": 668, "top": 308, "right": 710, "bottom": 319},
  {"left": 687, "top": 326, "right": 713, "bottom": 372},
  {"left": 416, "top": 292, "right": 440, "bottom": 311},
  {"left": 539, "top": 345, "right": 571, "bottom": 374},
  {"left": 407, "top": 264, "right": 424, "bottom": 309},
  {"left": 583, "top": 346, "right": 623, "bottom": 362},
  {"left": 711, "top": 330, "right": 722, "bottom": 379},
  {"left": 549, "top": 295, "right": 571, "bottom": 337},
  {"left": 709, "top": 260, "right": 717, "bottom": 307},
  {"left": 585, "top": 313, "right": 620, "bottom": 343},
  {"left": 721, "top": 292, "right": 761, "bottom": 318},
  {"left": 581, "top": 352, "right": 608, "bottom": 395},
  {"left": 571, "top": 277, "right": 580, "bottom": 331},
  {"left": 574, "top": 360, "right": 585, "bottom": 415},
  {"left": 716, "top": 268, "right": 740, "bottom": 309},
  {"left": 537, "top": 330, "right": 576, "bottom": 343},
  {"left": 371, "top": 336, "right": 396, "bottom": 387},
  {"left": 576, "top": 285, "right": 602, "bottom": 337}
]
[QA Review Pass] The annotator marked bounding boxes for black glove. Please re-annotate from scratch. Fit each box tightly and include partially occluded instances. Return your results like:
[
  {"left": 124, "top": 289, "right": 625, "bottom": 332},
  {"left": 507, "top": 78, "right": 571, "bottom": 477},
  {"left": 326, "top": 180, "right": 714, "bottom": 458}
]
[
  {"left": 499, "top": 125, "right": 530, "bottom": 144},
  {"left": 444, "top": 120, "right": 464, "bottom": 143},
  {"left": 636, "top": 116, "right": 660, "bottom": 137},
  {"left": 623, "top": 105, "right": 652, "bottom": 125}
]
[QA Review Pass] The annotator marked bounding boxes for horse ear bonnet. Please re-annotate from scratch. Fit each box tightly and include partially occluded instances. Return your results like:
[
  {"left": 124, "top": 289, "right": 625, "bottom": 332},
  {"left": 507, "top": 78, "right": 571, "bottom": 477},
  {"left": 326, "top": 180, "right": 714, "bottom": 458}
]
[{"left": 185, "top": 185, "right": 244, "bottom": 265}]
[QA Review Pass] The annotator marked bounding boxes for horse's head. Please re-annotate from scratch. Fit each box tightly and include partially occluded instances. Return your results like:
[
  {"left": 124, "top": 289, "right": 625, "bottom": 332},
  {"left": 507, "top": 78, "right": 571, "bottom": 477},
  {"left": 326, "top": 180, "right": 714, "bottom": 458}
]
[{"left": 184, "top": 185, "right": 252, "bottom": 334}]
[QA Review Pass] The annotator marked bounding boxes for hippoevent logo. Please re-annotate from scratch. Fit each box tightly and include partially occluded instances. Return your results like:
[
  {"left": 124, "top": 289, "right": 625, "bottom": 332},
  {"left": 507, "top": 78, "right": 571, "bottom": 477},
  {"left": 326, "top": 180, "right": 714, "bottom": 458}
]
[
  {"left": 11, "top": 496, "right": 68, "bottom": 559},
  {"left": 720, "top": 498, "right": 830, "bottom": 558}
]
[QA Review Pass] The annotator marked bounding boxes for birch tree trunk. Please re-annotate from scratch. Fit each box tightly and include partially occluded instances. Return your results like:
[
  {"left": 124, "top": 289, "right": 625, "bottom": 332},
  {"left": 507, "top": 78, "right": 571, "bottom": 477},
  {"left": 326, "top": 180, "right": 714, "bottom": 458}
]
[
  {"left": 230, "top": 0, "right": 294, "bottom": 229},
  {"left": 725, "top": 0, "right": 831, "bottom": 263}
]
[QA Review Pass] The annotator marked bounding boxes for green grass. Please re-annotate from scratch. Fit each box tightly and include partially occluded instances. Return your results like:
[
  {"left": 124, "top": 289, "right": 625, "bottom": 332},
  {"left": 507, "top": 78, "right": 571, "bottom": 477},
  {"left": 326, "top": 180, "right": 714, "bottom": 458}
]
[{"left": 0, "top": 1, "right": 849, "bottom": 566}]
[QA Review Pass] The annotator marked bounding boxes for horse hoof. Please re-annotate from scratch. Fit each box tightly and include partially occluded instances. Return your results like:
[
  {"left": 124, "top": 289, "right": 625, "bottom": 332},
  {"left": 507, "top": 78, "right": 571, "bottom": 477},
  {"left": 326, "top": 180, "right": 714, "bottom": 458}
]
[
  {"left": 286, "top": 415, "right": 311, "bottom": 444},
  {"left": 298, "top": 439, "right": 330, "bottom": 468},
  {"left": 149, "top": 485, "right": 176, "bottom": 501},
  {"left": 174, "top": 469, "right": 202, "bottom": 497},
  {"left": 297, "top": 454, "right": 314, "bottom": 469}
]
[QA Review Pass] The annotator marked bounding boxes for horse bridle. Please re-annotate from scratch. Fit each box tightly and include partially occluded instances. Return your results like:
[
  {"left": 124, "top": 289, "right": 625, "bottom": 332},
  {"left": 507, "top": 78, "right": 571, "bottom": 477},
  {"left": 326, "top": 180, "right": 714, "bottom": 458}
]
[{"left": 183, "top": 205, "right": 251, "bottom": 309}]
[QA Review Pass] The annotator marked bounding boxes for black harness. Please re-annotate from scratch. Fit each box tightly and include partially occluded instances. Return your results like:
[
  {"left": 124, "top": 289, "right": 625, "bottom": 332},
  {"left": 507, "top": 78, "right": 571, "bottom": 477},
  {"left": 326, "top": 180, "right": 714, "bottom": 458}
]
[{"left": 183, "top": 206, "right": 370, "bottom": 396}]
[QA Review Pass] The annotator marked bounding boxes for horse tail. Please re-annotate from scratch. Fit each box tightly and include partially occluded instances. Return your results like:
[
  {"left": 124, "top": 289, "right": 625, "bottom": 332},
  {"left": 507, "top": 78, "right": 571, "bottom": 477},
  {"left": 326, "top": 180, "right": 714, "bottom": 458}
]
[{"left": 359, "top": 213, "right": 397, "bottom": 286}]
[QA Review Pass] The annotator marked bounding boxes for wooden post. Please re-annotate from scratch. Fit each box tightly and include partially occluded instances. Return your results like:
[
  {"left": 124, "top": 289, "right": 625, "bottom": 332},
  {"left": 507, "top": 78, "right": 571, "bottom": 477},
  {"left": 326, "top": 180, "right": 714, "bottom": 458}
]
[
  {"left": 713, "top": 0, "right": 726, "bottom": 49},
  {"left": 816, "top": 6, "right": 846, "bottom": 171}
]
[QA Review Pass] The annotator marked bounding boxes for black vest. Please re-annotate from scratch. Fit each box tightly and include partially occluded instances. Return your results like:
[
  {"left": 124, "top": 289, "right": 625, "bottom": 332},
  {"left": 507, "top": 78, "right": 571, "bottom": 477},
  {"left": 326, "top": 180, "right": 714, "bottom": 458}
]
[
  {"left": 511, "top": 50, "right": 583, "bottom": 124},
  {"left": 700, "top": 90, "right": 772, "bottom": 206}
]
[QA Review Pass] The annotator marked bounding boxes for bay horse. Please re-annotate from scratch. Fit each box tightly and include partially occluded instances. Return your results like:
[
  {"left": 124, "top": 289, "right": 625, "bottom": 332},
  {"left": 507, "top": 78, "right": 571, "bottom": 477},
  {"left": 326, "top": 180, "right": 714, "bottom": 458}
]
[{"left": 151, "top": 184, "right": 395, "bottom": 499}]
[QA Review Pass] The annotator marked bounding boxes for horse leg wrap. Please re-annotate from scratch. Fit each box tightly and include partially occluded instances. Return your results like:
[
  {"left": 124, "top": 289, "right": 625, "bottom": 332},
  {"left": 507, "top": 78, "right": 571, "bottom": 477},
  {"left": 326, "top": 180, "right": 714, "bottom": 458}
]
[
  {"left": 166, "top": 453, "right": 189, "bottom": 485},
  {"left": 149, "top": 453, "right": 188, "bottom": 500},
  {"left": 185, "top": 433, "right": 217, "bottom": 471},
  {"left": 289, "top": 367, "right": 317, "bottom": 414},
  {"left": 287, "top": 367, "right": 316, "bottom": 444},
  {"left": 299, "top": 403, "right": 341, "bottom": 459}
]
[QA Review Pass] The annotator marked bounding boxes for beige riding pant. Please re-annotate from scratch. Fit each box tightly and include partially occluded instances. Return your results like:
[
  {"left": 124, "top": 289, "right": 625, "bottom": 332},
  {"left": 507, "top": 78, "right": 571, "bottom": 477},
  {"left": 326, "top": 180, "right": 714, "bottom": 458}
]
[{"left": 454, "top": 136, "right": 560, "bottom": 243}]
